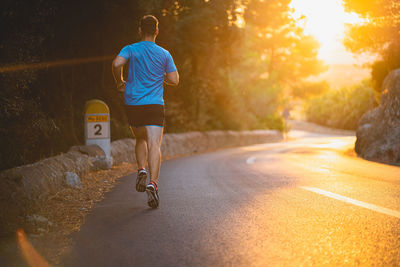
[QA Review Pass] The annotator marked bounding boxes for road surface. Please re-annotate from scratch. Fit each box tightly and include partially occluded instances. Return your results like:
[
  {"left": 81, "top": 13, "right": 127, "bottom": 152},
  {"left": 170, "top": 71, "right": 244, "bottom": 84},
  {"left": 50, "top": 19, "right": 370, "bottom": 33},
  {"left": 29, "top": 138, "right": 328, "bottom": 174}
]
[{"left": 64, "top": 131, "right": 400, "bottom": 266}]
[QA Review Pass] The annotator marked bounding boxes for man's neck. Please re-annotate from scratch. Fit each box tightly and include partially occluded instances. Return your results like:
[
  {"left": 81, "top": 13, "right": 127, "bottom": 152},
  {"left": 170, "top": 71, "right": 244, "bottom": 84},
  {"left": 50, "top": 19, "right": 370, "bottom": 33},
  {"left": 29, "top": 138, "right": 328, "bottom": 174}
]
[{"left": 141, "top": 35, "right": 156, "bottom": 42}]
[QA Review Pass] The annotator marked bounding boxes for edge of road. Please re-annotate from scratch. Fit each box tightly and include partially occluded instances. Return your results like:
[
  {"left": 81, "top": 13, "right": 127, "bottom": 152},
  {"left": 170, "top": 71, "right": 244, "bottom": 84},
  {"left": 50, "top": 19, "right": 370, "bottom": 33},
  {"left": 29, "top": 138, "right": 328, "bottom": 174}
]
[
  {"left": 287, "top": 120, "right": 355, "bottom": 136},
  {"left": 287, "top": 120, "right": 357, "bottom": 158}
]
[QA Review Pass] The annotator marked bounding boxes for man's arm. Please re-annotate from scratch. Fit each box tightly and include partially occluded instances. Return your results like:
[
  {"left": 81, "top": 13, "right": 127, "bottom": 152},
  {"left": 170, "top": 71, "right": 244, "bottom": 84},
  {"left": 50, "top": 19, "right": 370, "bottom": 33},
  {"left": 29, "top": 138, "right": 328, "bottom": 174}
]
[
  {"left": 164, "top": 71, "right": 179, "bottom": 86},
  {"left": 112, "top": 56, "right": 128, "bottom": 92}
]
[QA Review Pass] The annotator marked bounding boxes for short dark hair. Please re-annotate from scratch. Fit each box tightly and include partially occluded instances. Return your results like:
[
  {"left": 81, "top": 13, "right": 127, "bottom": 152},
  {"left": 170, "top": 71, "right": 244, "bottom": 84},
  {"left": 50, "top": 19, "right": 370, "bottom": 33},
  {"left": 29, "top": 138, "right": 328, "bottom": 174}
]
[{"left": 139, "top": 15, "right": 158, "bottom": 36}]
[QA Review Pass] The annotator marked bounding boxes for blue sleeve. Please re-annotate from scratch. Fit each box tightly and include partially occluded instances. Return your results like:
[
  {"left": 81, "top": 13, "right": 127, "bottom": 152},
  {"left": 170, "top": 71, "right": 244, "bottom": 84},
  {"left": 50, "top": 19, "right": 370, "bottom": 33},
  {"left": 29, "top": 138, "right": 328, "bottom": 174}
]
[
  {"left": 118, "top": 46, "right": 130, "bottom": 60},
  {"left": 165, "top": 51, "right": 177, "bottom": 73}
]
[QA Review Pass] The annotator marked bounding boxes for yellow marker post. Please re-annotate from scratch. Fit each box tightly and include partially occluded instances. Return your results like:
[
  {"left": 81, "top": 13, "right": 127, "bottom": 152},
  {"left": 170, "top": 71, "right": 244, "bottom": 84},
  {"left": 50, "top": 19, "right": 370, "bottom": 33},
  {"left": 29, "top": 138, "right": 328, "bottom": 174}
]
[{"left": 84, "top": 99, "right": 111, "bottom": 158}]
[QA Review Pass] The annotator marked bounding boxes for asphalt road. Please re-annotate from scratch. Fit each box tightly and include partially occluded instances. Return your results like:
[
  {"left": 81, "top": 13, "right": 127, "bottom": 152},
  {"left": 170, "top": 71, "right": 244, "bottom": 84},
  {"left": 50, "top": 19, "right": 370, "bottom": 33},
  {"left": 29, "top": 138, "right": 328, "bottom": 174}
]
[{"left": 63, "top": 131, "right": 400, "bottom": 266}]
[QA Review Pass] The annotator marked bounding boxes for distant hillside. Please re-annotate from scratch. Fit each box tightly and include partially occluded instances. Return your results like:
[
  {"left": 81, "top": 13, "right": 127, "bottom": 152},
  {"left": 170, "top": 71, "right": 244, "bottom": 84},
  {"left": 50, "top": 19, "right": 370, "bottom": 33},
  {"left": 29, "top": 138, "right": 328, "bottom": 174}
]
[{"left": 311, "top": 64, "right": 370, "bottom": 89}]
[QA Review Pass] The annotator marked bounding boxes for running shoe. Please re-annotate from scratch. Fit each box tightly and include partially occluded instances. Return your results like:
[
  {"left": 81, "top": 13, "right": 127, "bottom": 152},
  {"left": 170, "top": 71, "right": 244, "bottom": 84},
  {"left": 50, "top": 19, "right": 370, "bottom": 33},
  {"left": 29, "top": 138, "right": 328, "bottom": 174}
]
[
  {"left": 136, "top": 168, "right": 147, "bottom": 192},
  {"left": 146, "top": 181, "right": 159, "bottom": 208}
]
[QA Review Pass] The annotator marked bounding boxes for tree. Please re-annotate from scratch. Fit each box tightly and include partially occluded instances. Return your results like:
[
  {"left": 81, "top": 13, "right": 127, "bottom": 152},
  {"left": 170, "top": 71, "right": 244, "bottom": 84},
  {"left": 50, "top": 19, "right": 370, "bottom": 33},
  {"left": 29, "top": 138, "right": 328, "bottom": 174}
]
[
  {"left": 343, "top": 0, "right": 400, "bottom": 91},
  {"left": 240, "top": 0, "right": 326, "bottom": 112},
  {"left": 291, "top": 81, "right": 330, "bottom": 99},
  {"left": 243, "top": 0, "right": 325, "bottom": 85},
  {"left": 225, "top": 0, "right": 325, "bottom": 126},
  {"left": 161, "top": 0, "right": 244, "bottom": 131},
  {"left": 0, "top": 0, "right": 60, "bottom": 170}
]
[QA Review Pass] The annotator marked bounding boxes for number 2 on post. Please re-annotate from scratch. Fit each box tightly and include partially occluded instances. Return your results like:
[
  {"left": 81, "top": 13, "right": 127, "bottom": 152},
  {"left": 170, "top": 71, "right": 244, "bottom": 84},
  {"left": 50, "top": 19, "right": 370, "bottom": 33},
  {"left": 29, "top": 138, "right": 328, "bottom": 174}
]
[
  {"left": 86, "top": 121, "right": 109, "bottom": 139},
  {"left": 94, "top": 124, "right": 102, "bottom": 135}
]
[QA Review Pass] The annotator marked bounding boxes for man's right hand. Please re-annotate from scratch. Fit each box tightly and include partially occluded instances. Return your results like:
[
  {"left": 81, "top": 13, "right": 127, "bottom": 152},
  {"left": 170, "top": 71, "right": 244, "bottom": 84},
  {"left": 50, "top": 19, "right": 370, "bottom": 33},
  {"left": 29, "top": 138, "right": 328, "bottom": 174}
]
[
  {"left": 117, "top": 81, "right": 126, "bottom": 93},
  {"left": 164, "top": 71, "right": 179, "bottom": 86},
  {"left": 112, "top": 56, "right": 128, "bottom": 93}
]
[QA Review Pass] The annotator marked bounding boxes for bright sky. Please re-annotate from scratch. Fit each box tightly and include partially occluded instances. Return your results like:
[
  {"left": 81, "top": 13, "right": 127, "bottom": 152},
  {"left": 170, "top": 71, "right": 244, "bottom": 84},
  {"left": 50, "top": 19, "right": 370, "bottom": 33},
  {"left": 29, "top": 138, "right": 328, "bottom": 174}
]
[{"left": 290, "top": 0, "right": 366, "bottom": 65}]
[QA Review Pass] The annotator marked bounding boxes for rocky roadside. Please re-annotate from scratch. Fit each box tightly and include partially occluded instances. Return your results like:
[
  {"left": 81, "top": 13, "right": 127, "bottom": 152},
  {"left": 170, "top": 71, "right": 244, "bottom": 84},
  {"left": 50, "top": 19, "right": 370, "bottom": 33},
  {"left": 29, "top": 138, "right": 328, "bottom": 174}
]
[
  {"left": 0, "top": 162, "right": 136, "bottom": 266},
  {"left": 355, "top": 68, "right": 400, "bottom": 165}
]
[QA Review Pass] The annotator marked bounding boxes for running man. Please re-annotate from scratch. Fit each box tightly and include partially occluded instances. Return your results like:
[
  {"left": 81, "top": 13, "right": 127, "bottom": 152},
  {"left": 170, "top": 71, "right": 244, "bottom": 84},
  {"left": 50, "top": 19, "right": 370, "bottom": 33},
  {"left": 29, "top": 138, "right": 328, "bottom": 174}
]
[{"left": 112, "top": 15, "right": 179, "bottom": 208}]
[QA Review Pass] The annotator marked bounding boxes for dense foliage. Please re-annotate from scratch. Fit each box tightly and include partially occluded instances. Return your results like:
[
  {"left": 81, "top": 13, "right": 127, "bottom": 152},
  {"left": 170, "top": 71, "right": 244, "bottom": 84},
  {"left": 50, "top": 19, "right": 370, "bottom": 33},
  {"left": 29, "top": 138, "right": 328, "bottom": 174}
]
[
  {"left": 343, "top": 0, "right": 400, "bottom": 91},
  {"left": 0, "top": 0, "right": 323, "bottom": 170},
  {"left": 291, "top": 81, "right": 330, "bottom": 99},
  {"left": 305, "top": 80, "right": 378, "bottom": 130}
]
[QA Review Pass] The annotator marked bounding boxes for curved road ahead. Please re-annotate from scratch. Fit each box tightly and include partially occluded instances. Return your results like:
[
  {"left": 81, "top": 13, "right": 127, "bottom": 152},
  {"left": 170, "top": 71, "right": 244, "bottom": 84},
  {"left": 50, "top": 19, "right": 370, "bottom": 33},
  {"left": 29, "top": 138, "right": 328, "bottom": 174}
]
[{"left": 64, "top": 131, "right": 400, "bottom": 266}]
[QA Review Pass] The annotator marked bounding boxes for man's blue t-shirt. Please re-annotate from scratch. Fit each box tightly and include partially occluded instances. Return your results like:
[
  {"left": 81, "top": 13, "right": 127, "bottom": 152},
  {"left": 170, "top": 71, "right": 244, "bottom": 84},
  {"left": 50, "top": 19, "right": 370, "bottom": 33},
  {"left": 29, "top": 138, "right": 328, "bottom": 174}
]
[{"left": 118, "top": 41, "right": 177, "bottom": 106}]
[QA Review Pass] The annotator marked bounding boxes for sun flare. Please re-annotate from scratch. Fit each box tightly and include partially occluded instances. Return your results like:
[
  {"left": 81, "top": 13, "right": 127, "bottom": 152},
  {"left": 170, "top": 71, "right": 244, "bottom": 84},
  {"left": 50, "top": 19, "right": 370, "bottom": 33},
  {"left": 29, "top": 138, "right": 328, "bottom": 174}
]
[{"left": 290, "top": 0, "right": 364, "bottom": 64}]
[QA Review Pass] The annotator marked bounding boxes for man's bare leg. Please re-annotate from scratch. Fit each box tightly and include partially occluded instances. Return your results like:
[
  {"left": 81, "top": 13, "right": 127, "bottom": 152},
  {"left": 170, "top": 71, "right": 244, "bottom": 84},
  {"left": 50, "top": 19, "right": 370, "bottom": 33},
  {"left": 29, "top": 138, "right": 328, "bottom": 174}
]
[
  {"left": 130, "top": 126, "right": 148, "bottom": 169},
  {"left": 145, "top": 126, "right": 163, "bottom": 184}
]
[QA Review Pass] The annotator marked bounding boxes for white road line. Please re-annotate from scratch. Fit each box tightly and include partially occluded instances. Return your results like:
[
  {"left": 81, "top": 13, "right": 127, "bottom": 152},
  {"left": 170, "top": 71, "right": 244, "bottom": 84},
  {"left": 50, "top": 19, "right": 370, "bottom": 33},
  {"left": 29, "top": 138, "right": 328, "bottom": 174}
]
[
  {"left": 300, "top": 186, "right": 400, "bottom": 219},
  {"left": 246, "top": 157, "right": 255, "bottom": 164}
]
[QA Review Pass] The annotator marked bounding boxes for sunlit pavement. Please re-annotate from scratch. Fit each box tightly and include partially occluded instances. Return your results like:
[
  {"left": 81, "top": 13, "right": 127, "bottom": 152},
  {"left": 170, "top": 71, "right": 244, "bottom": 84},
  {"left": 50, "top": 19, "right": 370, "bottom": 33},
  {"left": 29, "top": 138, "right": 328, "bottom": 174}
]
[{"left": 64, "top": 130, "right": 400, "bottom": 266}]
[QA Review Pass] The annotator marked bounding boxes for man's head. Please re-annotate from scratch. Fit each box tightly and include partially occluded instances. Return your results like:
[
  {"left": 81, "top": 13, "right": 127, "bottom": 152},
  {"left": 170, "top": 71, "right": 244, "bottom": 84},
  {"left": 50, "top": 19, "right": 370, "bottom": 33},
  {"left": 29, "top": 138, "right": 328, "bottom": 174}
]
[{"left": 139, "top": 15, "right": 159, "bottom": 37}]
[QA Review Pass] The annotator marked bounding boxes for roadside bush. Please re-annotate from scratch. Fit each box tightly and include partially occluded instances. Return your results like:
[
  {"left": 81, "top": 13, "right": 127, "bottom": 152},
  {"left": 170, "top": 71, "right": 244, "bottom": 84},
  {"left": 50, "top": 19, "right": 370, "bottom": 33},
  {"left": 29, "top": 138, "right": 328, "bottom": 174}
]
[
  {"left": 292, "top": 81, "right": 330, "bottom": 99},
  {"left": 305, "top": 80, "right": 378, "bottom": 130},
  {"left": 254, "top": 114, "right": 285, "bottom": 132}
]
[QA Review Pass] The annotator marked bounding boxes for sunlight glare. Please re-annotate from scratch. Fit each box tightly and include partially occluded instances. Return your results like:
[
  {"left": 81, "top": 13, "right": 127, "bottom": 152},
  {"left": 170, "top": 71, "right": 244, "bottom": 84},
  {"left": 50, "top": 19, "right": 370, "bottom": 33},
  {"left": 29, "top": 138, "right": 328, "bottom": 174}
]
[
  {"left": 290, "top": 0, "right": 365, "bottom": 64},
  {"left": 234, "top": 6, "right": 246, "bottom": 28},
  {"left": 0, "top": 55, "right": 114, "bottom": 73},
  {"left": 17, "top": 229, "right": 50, "bottom": 267}
]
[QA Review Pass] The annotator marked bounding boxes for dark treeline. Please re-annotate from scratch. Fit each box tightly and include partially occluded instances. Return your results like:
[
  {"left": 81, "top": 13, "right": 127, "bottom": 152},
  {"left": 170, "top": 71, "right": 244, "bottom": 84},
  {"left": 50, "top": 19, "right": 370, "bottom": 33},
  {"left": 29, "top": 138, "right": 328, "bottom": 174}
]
[{"left": 0, "top": 0, "right": 324, "bottom": 170}]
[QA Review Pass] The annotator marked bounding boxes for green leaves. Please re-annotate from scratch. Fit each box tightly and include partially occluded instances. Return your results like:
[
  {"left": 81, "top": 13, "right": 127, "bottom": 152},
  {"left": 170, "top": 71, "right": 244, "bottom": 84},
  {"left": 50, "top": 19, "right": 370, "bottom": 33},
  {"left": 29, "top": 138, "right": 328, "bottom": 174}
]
[{"left": 305, "top": 80, "right": 378, "bottom": 130}]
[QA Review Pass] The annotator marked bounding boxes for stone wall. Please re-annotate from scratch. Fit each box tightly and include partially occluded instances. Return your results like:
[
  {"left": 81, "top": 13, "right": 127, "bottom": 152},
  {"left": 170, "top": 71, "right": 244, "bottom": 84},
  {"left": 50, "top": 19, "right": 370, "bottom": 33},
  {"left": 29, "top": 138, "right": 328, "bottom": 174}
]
[
  {"left": 0, "top": 130, "right": 282, "bottom": 204},
  {"left": 355, "top": 69, "right": 400, "bottom": 165}
]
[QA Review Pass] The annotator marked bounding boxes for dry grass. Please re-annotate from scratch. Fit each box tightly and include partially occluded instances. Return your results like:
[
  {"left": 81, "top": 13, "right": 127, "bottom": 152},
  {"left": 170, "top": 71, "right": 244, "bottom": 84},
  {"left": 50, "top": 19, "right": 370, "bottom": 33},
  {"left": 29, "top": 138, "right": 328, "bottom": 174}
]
[{"left": 30, "top": 162, "right": 136, "bottom": 266}]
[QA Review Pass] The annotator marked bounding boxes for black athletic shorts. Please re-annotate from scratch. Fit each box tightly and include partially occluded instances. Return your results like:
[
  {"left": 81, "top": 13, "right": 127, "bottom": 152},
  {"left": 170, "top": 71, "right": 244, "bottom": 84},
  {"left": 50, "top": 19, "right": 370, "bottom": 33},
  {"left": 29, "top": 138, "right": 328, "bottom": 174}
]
[{"left": 125, "top": 104, "right": 164, "bottom": 128}]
